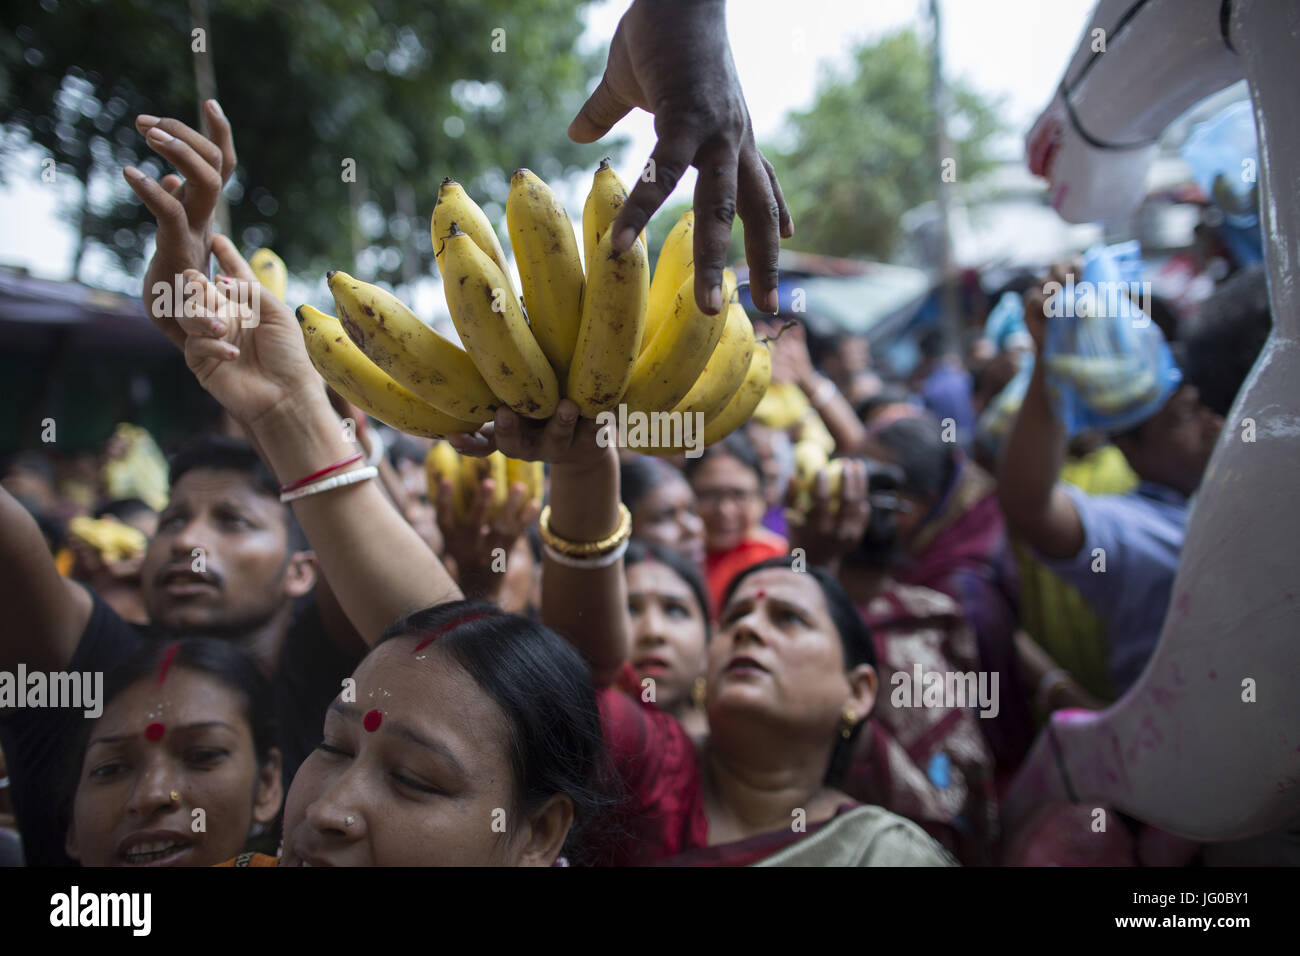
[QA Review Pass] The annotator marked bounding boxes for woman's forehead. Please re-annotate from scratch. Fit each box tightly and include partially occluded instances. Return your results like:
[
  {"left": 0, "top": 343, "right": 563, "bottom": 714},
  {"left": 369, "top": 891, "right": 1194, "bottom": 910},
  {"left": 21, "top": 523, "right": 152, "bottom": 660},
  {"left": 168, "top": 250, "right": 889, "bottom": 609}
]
[
  {"left": 628, "top": 560, "right": 693, "bottom": 595},
  {"left": 355, "top": 641, "right": 506, "bottom": 730},
  {"left": 728, "top": 568, "right": 824, "bottom": 609}
]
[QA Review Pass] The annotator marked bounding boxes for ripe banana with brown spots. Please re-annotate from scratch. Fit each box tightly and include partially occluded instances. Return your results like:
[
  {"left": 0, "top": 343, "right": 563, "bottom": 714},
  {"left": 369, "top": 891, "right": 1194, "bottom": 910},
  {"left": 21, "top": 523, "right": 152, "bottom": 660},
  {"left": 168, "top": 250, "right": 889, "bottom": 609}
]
[
  {"left": 441, "top": 223, "right": 560, "bottom": 419},
  {"left": 327, "top": 269, "right": 498, "bottom": 424},
  {"left": 296, "top": 305, "right": 478, "bottom": 438}
]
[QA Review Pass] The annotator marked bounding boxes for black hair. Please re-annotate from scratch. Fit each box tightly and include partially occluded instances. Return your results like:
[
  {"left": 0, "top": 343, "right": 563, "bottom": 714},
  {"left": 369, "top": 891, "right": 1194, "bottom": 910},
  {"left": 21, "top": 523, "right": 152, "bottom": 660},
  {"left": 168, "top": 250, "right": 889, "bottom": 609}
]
[
  {"left": 1145, "top": 294, "right": 1181, "bottom": 345},
  {"left": 168, "top": 434, "right": 308, "bottom": 551},
  {"left": 873, "top": 414, "right": 956, "bottom": 501},
  {"left": 805, "top": 326, "right": 847, "bottom": 369},
  {"left": 918, "top": 327, "right": 947, "bottom": 361},
  {"left": 619, "top": 456, "right": 688, "bottom": 514},
  {"left": 376, "top": 600, "right": 620, "bottom": 866},
  {"left": 624, "top": 539, "right": 712, "bottom": 639},
  {"left": 683, "top": 428, "right": 764, "bottom": 487},
  {"left": 854, "top": 386, "right": 915, "bottom": 425},
  {"left": 1181, "top": 266, "right": 1272, "bottom": 418},
  {"left": 719, "top": 558, "right": 876, "bottom": 789},
  {"left": 61, "top": 638, "right": 279, "bottom": 844},
  {"left": 94, "top": 497, "right": 156, "bottom": 523}
]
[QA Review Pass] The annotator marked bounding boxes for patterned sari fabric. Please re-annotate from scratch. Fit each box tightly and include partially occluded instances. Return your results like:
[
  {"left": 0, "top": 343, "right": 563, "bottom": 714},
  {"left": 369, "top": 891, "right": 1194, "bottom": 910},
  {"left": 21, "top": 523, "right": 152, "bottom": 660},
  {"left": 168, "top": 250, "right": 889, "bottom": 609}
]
[
  {"left": 846, "top": 583, "right": 999, "bottom": 865},
  {"left": 894, "top": 461, "right": 1033, "bottom": 775}
]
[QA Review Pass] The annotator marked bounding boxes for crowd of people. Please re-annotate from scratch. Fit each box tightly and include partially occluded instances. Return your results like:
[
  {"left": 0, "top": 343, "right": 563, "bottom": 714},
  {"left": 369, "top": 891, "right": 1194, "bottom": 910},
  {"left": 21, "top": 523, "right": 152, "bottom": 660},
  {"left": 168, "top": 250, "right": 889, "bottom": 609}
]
[{"left": 0, "top": 0, "right": 1289, "bottom": 869}]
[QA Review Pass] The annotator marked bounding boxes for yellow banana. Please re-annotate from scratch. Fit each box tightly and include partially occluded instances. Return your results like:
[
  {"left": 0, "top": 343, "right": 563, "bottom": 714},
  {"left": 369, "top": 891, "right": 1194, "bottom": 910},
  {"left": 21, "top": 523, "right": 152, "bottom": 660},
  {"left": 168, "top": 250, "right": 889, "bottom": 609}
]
[
  {"left": 506, "top": 168, "right": 585, "bottom": 380},
  {"left": 754, "top": 380, "right": 809, "bottom": 429},
  {"left": 621, "top": 269, "right": 735, "bottom": 415},
  {"left": 432, "top": 178, "right": 513, "bottom": 291},
  {"left": 326, "top": 269, "right": 498, "bottom": 424},
  {"left": 68, "top": 515, "right": 147, "bottom": 562},
  {"left": 566, "top": 228, "right": 649, "bottom": 417},
  {"left": 457, "top": 450, "right": 509, "bottom": 521},
  {"left": 789, "top": 439, "right": 829, "bottom": 513},
  {"left": 644, "top": 209, "right": 694, "bottom": 351},
  {"left": 249, "top": 248, "right": 287, "bottom": 300},
  {"left": 296, "top": 304, "right": 479, "bottom": 438},
  {"left": 703, "top": 343, "right": 772, "bottom": 446},
  {"left": 440, "top": 223, "right": 559, "bottom": 419},
  {"left": 673, "top": 301, "right": 756, "bottom": 422},
  {"left": 583, "top": 158, "right": 645, "bottom": 267},
  {"left": 505, "top": 457, "right": 545, "bottom": 506},
  {"left": 425, "top": 441, "right": 465, "bottom": 514}
]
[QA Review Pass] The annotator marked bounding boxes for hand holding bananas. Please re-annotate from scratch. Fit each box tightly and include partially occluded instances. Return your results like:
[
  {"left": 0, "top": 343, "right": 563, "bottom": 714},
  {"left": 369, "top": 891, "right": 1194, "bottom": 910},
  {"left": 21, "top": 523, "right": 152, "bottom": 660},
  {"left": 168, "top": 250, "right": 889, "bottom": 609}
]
[
  {"left": 568, "top": 0, "right": 792, "bottom": 315},
  {"left": 448, "top": 400, "right": 613, "bottom": 472},
  {"left": 785, "top": 457, "right": 872, "bottom": 570},
  {"left": 123, "top": 101, "right": 237, "bottom": 351}
]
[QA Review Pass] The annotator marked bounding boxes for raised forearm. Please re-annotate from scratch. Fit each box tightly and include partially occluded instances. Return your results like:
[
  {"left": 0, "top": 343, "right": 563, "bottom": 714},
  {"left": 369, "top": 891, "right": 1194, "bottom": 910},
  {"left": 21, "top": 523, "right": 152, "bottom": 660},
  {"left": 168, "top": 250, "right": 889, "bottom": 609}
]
[
  {"left": 248, "top": 395, "right": 461, "bottom": 642},
  {"left": 0, "top": 488, "right": 90, "bottom": 672},
  {"left": 800, "top": 371, "right": 867, "bottom": 455},
  {"left": 998, "top": 362, "right": 1064, "bottom": 525},
  {"left": 540, "top": 445, "right": 628, "bottom": 685}
]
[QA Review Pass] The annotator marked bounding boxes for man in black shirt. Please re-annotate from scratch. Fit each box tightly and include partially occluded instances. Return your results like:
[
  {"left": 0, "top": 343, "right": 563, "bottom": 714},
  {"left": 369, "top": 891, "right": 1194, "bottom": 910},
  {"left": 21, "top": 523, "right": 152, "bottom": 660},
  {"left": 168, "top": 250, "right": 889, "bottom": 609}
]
[{"left": 0, "top": 437, "right": 364, "bottom": 865}]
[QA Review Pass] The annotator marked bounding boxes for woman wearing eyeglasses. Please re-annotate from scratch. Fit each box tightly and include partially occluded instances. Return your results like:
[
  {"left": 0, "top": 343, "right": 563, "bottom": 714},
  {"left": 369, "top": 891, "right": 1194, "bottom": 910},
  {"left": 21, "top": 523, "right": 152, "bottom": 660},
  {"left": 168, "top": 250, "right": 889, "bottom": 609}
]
[{"left": 683, "top": 431, "right": 788, "bottom": 616}]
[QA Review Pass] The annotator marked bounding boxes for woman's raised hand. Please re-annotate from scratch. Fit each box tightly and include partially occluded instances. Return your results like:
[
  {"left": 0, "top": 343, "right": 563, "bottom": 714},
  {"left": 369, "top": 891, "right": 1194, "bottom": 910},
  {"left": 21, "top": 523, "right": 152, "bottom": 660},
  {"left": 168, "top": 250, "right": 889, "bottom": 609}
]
[
  {"left": 448, "top": 400, "right": 614, "bottom": 470},
  {"left": 123, "top": 101, "right": 236, "bottom": 350},
  {"left": 172, "top": 234, "right": 323, "bottom": 428}
]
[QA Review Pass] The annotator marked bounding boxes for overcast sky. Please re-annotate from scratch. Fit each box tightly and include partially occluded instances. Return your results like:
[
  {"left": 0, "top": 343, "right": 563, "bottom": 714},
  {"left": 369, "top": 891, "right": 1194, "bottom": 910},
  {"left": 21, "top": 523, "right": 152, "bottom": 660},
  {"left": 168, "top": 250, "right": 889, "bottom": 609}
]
[{"left": 0, "top": 0, "right": 1096, "bottom": 294}]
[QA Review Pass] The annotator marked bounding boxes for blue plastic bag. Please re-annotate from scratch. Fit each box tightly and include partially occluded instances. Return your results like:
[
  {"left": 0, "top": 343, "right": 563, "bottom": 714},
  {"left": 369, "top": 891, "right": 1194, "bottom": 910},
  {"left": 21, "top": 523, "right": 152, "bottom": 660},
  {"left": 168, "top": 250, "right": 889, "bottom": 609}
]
[{"left": 1042, "top": 244, "right": 1182, "bottom": 437}]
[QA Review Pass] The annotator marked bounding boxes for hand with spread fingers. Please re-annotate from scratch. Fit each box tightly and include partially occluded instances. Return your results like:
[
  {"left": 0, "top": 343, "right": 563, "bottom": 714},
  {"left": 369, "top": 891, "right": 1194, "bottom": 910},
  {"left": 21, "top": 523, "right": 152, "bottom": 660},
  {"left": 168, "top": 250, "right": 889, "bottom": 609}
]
[
  {"left": 786, "top": 458, "right": 872, "bottom": 571},
  {"left": 435, "top": 475, "right": 540, "bottom": 602},
  {"left": 571, "top": 0, "right": 792, "bottom": 316},
  {"left": 122, "top": 101, "right": 237, "bottom": 349},
  {"left": 168, "top": 235, "right": 323, "bottom": 428},
  {"left": 447, "top": 399, "right": 613, "bottom": 471}
]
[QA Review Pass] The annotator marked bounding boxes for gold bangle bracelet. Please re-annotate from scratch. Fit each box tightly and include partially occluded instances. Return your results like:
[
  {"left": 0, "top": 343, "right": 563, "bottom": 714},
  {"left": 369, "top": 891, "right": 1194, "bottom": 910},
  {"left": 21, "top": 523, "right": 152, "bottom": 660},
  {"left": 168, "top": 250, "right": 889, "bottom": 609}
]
[{"left": 538, "top": 503, "right": 632, "bottom": 557}]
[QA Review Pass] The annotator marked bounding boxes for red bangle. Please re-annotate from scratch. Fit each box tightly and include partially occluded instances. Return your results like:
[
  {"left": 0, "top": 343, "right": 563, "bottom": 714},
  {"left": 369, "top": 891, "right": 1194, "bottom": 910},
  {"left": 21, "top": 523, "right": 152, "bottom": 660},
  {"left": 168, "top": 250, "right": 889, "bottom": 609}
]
[{"left": 279, "top": 453, "right": 363, "bottom": 493}]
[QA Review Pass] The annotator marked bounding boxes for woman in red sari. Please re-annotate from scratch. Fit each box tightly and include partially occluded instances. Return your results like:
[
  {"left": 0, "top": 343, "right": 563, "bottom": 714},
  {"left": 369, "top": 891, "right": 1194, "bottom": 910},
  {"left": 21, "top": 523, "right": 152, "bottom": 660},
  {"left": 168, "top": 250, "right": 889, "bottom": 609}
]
[
  {"left": 467, "top": 413, "right": 955, "bottom": 866},
  {"left": 684, "top": 431, "right": 788, "bottom": 616}
]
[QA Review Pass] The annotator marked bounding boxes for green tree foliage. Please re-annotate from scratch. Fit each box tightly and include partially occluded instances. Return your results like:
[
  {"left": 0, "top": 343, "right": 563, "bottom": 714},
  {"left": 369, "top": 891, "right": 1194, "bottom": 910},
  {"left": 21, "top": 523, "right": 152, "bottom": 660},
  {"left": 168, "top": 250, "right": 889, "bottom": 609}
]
[
  {"left": 767, "top": 29, "right": 1002, "bottom": 261},
  {"left": 0, "top": 0, "right": 611, "bottom": 288}
]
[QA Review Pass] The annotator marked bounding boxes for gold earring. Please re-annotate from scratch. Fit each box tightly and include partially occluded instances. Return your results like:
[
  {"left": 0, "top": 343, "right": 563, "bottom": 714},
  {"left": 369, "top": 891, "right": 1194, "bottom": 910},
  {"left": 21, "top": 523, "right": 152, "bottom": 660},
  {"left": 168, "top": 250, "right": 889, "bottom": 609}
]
[
  {"left": 691, "top": 676, "right": 707, "bottom": 709},
  {"left": 840, "top": 708, "right": 857, "bottom": 739}
]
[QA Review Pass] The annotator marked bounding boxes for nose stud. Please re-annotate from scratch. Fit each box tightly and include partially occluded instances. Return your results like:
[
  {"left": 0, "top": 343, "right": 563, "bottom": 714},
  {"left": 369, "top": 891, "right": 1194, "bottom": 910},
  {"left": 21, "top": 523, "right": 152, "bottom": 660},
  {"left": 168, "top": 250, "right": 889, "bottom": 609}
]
[
  {"left": 170, "top": 790, "right": 180, "bottom": 803},
  {"left": 345, "top": 815, "right": 356, "bottom": 827}
]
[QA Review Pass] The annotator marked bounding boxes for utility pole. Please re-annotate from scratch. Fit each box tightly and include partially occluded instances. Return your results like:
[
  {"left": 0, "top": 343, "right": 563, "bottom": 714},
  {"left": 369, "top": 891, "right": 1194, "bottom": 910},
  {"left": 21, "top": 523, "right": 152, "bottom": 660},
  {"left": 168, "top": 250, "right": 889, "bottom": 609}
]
[
  {"left": 929, "top": 0, "right": 961, "bottom": 357},
  {"left": 189, "top": 0, "right": 229, "bottom": 237}
]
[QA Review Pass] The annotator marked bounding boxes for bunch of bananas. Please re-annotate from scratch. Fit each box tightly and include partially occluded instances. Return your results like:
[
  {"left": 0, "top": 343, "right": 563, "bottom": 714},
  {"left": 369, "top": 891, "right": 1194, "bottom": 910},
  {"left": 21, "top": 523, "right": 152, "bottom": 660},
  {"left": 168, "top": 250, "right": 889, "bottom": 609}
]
[
  {"left": 424, "top": 443, "right": 544, "bottom": 524},
  {"left": 280, "top": 162, "right": 770, "bottom": 448},
  {"left": 785, "top": 439, "right": 844, "bottom": 521},
  {"left": 68, "top": 515, "right": 148, "bottom": 562}
]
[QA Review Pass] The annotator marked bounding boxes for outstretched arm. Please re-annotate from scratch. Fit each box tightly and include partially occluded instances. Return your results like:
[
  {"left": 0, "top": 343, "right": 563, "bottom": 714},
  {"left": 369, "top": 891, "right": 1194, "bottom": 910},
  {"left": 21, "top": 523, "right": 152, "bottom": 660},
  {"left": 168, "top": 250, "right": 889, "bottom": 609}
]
[
  {"left": 165, "top": 236, "right": 461, "bottom": 641},
  {"left": 0, "top": 488, "right": 92, "bottom": 674},
  {"left": 450, "top": 404, "right": 628, "bottom": 686},
  {"left": 996, "top": 279, "right": 1084, "bottom": 560}
]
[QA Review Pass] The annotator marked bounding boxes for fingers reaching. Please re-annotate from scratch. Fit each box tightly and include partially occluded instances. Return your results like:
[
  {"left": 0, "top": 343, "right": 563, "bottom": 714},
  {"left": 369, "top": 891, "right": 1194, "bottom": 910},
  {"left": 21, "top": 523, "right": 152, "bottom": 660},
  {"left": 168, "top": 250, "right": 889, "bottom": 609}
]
[
  {"left": 202, "top": 99, "right": 238, "bottom": 184},
  {"left": 691, "top": 135, "right": 742, "bottom": 316},
  {"left": 614, "top": 132, "right": 699, "bottom": 256},
  {"left": 568, "top": 75, "right": 633, "bottom": 145},
  {"left": 737, "top": 142, "right": 783, "bottom": 315}
]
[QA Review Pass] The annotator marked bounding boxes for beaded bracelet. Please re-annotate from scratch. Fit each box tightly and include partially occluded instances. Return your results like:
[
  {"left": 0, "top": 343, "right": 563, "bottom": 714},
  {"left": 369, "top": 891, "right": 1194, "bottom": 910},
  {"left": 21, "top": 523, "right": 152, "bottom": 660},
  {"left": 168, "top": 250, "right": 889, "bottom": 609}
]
[
  {"left": 537, "top": 503, "right": 632, "bottom": 557},
  {"left": 280, "top": 453, "right": 363, "bottom": 493},
  {"left": 542, "top": 537, "right": 630, "bottom": 569},
  {"left": 280, "top": 465, "right": 378, "bottom": 503}
]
